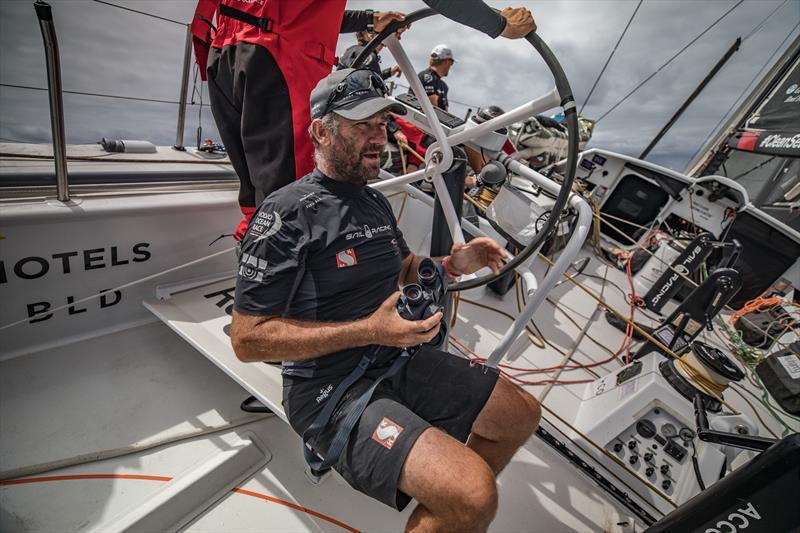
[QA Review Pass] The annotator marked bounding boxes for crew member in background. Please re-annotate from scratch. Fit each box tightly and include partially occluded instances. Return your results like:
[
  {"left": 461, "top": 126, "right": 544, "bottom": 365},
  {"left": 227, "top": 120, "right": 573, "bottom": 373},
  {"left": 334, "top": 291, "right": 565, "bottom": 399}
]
[
  {"left": 190, "top": 1, "right": 535, "bottom": 240},
  {"left": 339, "top": 30, "right": 402, "bottom": 81},
  {"left": 417, "top": 44, "right": 455, "bottom": 111}
]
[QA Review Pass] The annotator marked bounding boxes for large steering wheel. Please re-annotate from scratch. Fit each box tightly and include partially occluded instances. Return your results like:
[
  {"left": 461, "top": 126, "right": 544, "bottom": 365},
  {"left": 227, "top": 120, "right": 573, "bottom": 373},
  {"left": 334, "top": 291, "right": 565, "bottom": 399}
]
[{"left": 353, "top": 8, "right": 579, "bottom": 292}]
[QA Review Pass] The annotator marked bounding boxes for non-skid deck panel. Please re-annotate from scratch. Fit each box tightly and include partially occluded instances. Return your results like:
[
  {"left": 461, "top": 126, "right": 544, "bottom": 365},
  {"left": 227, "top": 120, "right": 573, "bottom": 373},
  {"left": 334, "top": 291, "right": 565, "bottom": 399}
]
[{"left": 144, "top": 278, "right": 287, "bottom": 422}]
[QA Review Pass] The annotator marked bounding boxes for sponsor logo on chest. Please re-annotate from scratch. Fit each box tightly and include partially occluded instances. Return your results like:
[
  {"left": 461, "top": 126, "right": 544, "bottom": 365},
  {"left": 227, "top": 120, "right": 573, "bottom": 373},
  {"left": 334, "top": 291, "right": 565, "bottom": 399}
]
[
  {"left": 336, "top": 248, "right": 358, "bottom": 268},
  {"left": 346, "top": 224, "right": 392, "bottom": 241}
]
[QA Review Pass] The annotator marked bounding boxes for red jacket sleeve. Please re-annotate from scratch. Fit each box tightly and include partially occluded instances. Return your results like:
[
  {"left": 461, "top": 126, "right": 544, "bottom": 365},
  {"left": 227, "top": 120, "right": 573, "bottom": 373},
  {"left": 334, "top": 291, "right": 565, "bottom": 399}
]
[{"left": 191, "top": 0, "right": 220, "bottom": 80}]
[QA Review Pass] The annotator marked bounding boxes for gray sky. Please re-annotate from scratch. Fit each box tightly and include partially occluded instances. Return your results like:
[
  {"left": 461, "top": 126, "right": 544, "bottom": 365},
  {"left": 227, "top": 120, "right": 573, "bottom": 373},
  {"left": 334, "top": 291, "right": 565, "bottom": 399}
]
[{"left": 1, "top": 0, "right": 798, "bottom": 171}]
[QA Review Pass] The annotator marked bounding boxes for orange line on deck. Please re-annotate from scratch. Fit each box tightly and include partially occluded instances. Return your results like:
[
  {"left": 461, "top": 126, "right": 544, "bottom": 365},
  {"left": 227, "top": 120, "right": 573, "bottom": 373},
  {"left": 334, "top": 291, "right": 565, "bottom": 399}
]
[
  {"left": 0, "top": 474, "right": 172, "bottom": 485},
  {"left": 0, "top": 473, "right": 360, "bottom": 532},
  {"left": 232, "top": 488, "right": 361, "bottom": 533}
]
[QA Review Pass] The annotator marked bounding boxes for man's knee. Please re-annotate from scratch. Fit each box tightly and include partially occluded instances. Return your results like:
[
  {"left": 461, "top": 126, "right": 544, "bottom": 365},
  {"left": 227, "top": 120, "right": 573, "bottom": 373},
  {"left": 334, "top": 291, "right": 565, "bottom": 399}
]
[
  {"left": 519, "top": 386, "right": 542, "bottom": 432},
  {"left": 450, "top": 460, "right": 498, "bottom": 527},
  {"left": 500, "top": 379, "right": 541, "bottom": 439}
]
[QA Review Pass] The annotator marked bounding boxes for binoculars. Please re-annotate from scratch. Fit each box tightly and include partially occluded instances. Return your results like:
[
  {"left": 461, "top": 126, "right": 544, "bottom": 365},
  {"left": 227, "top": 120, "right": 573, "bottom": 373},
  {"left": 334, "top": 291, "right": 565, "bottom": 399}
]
[{"left": 396, "top": 258, "right": 448, "bottom": 351}]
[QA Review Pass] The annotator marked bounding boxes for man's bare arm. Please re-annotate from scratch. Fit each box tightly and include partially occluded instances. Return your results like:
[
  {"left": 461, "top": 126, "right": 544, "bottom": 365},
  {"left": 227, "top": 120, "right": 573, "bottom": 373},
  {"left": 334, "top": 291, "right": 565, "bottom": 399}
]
[
  {"left": 231, "top": 292, "right": 442, "bottom": 363},
  {"left": 231, "top": 311, "right": 373, "bottom": 363},
  {"left": 427, "top": 94, "right": 439, "bottom": 108}
]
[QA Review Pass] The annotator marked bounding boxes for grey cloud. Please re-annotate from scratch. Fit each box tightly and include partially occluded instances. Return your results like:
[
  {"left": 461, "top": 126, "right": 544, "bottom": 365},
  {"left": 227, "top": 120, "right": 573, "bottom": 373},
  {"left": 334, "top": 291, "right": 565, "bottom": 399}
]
[{"left": 1, "top": 0, "right": 798, "bottom": 173}]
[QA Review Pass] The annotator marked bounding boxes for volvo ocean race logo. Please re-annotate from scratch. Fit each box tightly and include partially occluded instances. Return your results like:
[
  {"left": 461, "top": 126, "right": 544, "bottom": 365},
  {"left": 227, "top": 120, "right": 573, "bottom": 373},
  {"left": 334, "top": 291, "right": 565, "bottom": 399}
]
[{"left": 250, "top": 211, "right": 282, "bottom": 241}]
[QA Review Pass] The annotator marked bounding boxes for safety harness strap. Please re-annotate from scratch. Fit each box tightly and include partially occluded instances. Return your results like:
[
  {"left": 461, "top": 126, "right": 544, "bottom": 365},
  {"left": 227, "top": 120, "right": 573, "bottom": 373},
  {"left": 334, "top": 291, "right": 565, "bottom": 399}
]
[
  {"left": 302, "top": 349, "right": 411, "bottom": 473},
  {"left": 219, "top": 3, "right": 274, "bottom": 32}
]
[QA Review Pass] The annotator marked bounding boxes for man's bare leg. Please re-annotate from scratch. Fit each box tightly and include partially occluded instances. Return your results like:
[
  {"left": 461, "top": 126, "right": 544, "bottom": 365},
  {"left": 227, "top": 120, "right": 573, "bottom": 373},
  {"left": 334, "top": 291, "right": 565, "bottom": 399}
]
[
  {"left": 399, "top": 428, "right": 498, "bottom": 533},
  {"left": 468, "top": 377, "right": 541, "bottom": 473}
]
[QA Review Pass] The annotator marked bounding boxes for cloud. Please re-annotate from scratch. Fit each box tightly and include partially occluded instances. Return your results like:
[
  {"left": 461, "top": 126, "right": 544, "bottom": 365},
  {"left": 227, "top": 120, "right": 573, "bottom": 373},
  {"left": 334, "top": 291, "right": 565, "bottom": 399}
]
[{"left": 1, "top": 0, "right": 797, "bottom": 172}]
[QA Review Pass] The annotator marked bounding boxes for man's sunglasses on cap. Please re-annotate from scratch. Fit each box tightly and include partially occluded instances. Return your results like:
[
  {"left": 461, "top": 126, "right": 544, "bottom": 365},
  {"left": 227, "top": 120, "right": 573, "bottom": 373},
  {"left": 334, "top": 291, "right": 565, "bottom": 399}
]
[{"left": 323, "top": 69, "right": 388, "bottom": 117}]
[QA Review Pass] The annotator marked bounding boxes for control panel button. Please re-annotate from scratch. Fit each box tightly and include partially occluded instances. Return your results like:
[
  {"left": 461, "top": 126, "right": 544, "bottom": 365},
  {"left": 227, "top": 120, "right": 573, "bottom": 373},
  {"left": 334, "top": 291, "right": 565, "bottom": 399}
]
[
  {"left": 636, "top": 419, "right": 657, "bottom": 439},
  {"left": 661, "top": 423, "right": 677, "bottom": 439},
  {"left": 679, "top": 427, "right": 695, "bottom": 442},
  {"left": 645, "top": 467, "right": 654, "bottom": 477},
  {"left": 662, "top": 479, "right": 672, "bottom": 490},
  {"left": 664, "top": 440, "right": 687, "bottom": 462},
  {"left": 629, "top": 455, "right": 639, "bottom": 465}
]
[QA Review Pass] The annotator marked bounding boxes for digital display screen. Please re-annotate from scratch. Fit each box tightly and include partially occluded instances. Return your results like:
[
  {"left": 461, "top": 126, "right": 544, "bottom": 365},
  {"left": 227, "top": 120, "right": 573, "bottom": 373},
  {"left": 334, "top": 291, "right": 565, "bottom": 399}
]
[
  {"left": 580, "top": 159, "right": 594, "bottom": 171},
  {"left": 592, "top": 154, "right": 607, "bottom": 166}
]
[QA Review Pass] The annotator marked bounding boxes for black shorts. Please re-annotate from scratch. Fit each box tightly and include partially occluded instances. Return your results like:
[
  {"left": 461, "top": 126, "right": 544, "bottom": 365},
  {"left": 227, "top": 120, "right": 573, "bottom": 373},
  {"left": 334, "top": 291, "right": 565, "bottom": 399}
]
[{"left": 282, "top": 348, "right": 499, "bottom": 510}]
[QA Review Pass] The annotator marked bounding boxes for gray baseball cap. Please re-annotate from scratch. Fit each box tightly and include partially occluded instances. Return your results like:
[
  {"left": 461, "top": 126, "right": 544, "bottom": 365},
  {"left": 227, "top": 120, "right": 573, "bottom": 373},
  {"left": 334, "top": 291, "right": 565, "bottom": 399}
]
[
  {"left": 310, "top": 68, "right": 406, "bottom": 120},
  {"left": 431, "top": 44, "right": 455, "bottom": 61}
]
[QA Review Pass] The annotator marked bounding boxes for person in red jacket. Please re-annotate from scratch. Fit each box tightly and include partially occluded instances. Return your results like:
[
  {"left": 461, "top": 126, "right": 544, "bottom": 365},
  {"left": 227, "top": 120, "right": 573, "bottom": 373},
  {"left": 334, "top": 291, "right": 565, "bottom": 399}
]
[
  {"left": 191, "top": 1, "right": 535, "bottom": 240},
  {"left": 191, "top": 2, "right": 404, "bottom": 240}
]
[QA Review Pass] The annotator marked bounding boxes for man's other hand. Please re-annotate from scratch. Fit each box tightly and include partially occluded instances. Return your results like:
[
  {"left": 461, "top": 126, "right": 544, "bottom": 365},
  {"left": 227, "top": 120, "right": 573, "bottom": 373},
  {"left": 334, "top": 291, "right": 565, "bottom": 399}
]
[
  {"left": 374, "top": 11, "right": 408, "bottom": 36},
  {"left": 393, "top": 130, "right": 408, "bottom": 146},
  {"left": 449, "top": 237, "right": 509, "bottom": 275},
  {"left": 499, "top": 7, "right": 536, "bottom": 39},
  {"left": 390, "top": 65, "right": 402, "bottom": 77},
  {"left": 366, "top": 291, "right": 442, "bottom": 348}
]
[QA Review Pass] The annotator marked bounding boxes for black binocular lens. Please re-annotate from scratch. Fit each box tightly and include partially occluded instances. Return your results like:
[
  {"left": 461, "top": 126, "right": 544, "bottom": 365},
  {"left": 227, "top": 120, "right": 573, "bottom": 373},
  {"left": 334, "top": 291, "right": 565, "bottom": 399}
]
[
  {"left": 418, "top": 258, "right": 438, "bottom": 287},
  {"left": 403, "top": 284, "right": 424, "bottom": 304}
]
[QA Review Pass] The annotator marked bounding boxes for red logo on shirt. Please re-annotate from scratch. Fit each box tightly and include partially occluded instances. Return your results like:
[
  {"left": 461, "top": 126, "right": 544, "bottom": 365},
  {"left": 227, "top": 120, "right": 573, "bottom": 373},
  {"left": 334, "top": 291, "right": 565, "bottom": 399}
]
[
  {"left": 336, "top": 248, "right": 357, "bottom": 268},
  {"left": 372, "top": 417, "right": 404, "bottom": 449}
]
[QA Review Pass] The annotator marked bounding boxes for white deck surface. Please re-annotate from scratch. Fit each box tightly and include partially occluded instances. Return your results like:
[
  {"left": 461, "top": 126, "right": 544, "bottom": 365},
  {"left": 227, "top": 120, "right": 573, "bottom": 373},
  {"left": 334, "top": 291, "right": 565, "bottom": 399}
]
[{"left": 1, "top": 176, "right": 797, "bottom": 532}]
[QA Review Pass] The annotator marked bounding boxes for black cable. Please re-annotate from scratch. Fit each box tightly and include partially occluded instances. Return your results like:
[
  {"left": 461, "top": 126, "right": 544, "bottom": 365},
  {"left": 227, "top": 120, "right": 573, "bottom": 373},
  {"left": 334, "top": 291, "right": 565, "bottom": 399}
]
[
  {"left": 691, "top": 440, "right": 707, "bottom": 490},
  {"left": 91, "top": 0, "right": 187, "bottom": 26},
  {"left": 596, "top": 0, "right": 744, "bottom": 123},
  {"left": 0, "top": 83, "right": 210, "bottom": 107},
  {"left": 580, "top": 0, "right": 643, "bottom": 115},
  {"left": 742, "top": 0, "right": 789, "bottom": 42},
  {"left": 729, "top": 155, "right": 778, "bottom": 182},
  {"left": 393, "top": 82, "right": 481, "bottom": 111}
]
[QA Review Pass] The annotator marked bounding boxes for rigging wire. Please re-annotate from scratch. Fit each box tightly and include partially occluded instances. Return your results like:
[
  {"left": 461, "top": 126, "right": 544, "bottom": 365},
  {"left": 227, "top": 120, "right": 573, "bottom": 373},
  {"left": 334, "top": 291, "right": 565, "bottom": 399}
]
[
  {"left": 595, "top": 0, "right": 744, "bottom": 124},
  {"left": 685, "top": 20, "right": 800, "bottom": 168},
  {"left": 742, "top": 0, "right": 790, "bottom": 43},
  {"left": 90, "top": 0, "right": 187, "bottom": 27},
  {"left": 393, "top": 82, "right": 481, "bottom": 111},
  {"left": 579, "top": 0, "right": 643, "bottom": 115},
  {"left": 728, "top": 155, "right": 778, "bottom": 182},
  {"left": 0, "top": 83, "right": 210, "bottom": 107}
]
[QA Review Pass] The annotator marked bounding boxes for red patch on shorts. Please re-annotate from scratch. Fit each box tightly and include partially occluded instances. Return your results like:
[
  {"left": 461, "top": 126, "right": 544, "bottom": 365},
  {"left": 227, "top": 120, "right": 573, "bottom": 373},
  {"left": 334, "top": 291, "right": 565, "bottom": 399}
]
[{"left": 371, "top": 417, "right": 404, "bottom": 450}]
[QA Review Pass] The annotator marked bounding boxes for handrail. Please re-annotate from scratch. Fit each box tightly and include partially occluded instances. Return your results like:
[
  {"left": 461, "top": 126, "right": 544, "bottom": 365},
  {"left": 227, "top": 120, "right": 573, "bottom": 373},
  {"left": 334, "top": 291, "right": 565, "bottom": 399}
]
[
  {"left": 486, "top": 159, "right": 592, "bottom": 368},
  {"left": 174, "top": 25, "right": 192, "bottom": 150},
  {"left": 33, "top": 0, "right": 69, "bottom": 201}
]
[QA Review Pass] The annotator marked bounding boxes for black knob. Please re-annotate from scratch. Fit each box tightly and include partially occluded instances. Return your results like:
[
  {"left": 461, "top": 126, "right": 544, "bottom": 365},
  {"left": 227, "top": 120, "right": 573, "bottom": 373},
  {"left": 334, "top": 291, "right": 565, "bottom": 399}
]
[
  {"left": 660, "top": 464, "right": 670, "bottom": 475},
  {"left": 662, "top": 479, "right": 671, "bottom": 490},
  {"left": 643, "top": 452, "right": 653, "bottom": 462},
  {"left": 636, "top": 419, "right": 657, "bottom": 439},
  {"left": 629, "top": 455, "right": 639, "bottom": 465},
  {"left": 645, "top": 467, "right": 654, "bottom": 477},
  {"left": 628, "top": 440, "right": 637, "bottom": 450},
  {"left": 613, "top": 442, "right": 623, "bottom": 453}
]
